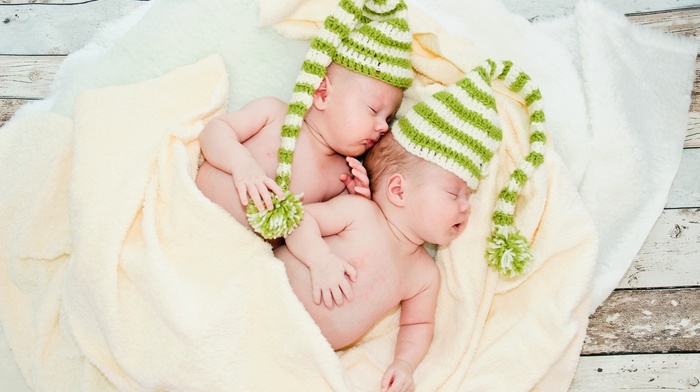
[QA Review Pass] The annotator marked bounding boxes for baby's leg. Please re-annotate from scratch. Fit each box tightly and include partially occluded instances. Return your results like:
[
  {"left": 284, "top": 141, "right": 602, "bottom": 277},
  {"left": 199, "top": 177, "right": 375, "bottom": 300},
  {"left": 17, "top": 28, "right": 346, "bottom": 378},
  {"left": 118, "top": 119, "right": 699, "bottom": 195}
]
[{"left": 195, "top": 162, "right": 249, "bottom": 228}]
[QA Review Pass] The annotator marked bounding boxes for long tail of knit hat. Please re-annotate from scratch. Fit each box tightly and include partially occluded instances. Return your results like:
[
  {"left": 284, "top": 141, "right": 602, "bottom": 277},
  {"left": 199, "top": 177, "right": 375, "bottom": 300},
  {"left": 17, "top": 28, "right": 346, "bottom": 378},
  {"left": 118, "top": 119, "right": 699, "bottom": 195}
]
[
  {"left": 247, "top": 0, "right": 413, "bottom": 240},
  {"left": 392, "top": 59, "right": 547, "bottom": 277}
]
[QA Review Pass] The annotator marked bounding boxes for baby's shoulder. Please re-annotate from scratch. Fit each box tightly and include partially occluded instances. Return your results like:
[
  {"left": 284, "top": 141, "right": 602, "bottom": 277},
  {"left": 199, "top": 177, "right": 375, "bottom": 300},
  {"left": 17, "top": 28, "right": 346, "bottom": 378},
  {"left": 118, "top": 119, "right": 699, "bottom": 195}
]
[
  {"left": 410, "top": 248, "right": 440, "bottom": 282},
  {"left": 247, "top": 96, "right": 288, "bottom": 116},
  {"left": 397, "top": 247, "right": 440, "bottom": 303},
  {"left": 331, "top": 193, "right": 378, "bottom": 212}
]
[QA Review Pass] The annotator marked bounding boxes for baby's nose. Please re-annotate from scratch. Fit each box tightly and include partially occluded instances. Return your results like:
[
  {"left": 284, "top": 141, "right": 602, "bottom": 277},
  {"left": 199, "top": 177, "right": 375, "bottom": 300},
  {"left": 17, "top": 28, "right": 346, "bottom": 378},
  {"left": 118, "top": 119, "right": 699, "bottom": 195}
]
[{"left": 461, "top": 199, "right": 471, "bottom": 213}]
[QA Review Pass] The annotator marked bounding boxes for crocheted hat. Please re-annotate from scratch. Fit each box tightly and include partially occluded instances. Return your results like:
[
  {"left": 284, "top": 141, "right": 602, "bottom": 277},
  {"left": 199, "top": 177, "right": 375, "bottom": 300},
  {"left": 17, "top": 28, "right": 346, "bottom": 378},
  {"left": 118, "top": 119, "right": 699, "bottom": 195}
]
[
  {"left": 247, "top": 0, "right": 413, "bottom": 239},
  {"left": 392, "top": 59, "right": 547, "bottom": 276}
]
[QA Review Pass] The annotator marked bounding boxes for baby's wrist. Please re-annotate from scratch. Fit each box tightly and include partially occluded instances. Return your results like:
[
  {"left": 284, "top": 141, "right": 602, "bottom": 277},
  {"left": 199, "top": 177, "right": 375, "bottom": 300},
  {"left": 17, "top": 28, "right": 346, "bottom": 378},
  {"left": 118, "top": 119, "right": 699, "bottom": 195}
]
[{"left": 393, "top": 359, "right": 414, "bottom": 373}]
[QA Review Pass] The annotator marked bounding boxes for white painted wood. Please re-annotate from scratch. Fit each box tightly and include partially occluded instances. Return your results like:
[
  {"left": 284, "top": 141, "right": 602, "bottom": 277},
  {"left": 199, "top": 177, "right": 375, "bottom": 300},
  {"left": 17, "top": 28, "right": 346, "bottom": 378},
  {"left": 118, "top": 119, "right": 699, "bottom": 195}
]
[
  {"left": 2, "top": 1, "right": 88, "bottom": 4},
  {"left": 667, "top": 148, "right": 700, "bottom": 209},
  {"left": 0, "top": 55, "right": 63, "bottom": 99},
  {"left": 689, "top": 112, "right": 699, "bottom": 148},
  {"left": 627, "top": 8, "right": 700, "bottom": 43},
  {"left": 571, "top": 353, "right": 700, "bottom": 391},
  {"left": 0, "top": 0, "right": 146, "bottom": 55},
  {"left": 620, "top": 208, "right": 700, "bottom": 289},
  {"left": 501, "top": 0, "right": 700, "bottom": 22}
]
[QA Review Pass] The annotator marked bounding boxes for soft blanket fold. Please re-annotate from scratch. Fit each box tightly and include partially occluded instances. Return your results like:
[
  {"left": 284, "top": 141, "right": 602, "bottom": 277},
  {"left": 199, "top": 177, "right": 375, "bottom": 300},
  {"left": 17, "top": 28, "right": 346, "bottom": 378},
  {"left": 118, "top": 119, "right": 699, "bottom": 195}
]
[{"left": 0, "top": 0, "right": 696, "bottom": 390}]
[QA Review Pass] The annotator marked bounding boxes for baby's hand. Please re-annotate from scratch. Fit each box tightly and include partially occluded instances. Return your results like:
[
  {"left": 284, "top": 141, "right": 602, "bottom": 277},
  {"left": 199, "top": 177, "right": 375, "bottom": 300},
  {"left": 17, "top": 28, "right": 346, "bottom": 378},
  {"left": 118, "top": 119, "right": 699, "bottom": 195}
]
[
  {"left": 230, "top": 157, "right": 284, "bottom": 212},
  {"left": 380, "top": 360, "right": 415, "bottom": 392},
  {"left": 309, "top": 254, "right": 357, "bottom": 309},
  {"left": 340, "top": 157, "right": 371, "bottom": 199}
]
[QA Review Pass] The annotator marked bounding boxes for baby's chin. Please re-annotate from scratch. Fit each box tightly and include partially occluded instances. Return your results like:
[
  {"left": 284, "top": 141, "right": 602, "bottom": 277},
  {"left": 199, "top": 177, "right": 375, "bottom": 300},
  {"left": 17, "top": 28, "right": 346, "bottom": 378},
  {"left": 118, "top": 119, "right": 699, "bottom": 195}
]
[
  {"left": 425, "top": 229, "right": 462, "bottom": 247},
  {"left": 335, "top": 145, "right": 366, "bottom": 158}
]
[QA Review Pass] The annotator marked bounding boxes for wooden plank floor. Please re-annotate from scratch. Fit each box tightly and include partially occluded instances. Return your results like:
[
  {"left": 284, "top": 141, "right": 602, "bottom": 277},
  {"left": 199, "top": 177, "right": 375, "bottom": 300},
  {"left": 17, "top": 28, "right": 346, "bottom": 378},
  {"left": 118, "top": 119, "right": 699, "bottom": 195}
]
[
  {"left": 502, "top": 1, "right": 700, "bottom": 390},
  {"left": 1, "top": 0, "right": 698, "bottom": 390}
]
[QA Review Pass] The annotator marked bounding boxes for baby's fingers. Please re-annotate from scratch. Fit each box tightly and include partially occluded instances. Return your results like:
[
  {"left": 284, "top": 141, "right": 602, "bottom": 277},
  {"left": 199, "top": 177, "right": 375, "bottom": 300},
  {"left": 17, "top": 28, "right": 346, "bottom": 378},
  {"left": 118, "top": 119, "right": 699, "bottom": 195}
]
[
  {"left": 235, "top": 183, "right": 250, "bottom": 206},
  {"left": 380, "top": 369, "right": 397, "bottom": 392},
  {"left": 247, "top": 186, "right": 266, "bottom": 212},
  {"left": 339, "top": 173, "right": 352, "bottom": 186},
  {"left": 312, "top": 286, "right": 322, "bottom": 306},
  {"left": 331, "top": 286, "right": 345, "bottom": 307},
  {"left": 351, "top": 167, "right": 369, "bottom": 185},
  {"left": 345, "top": 263, "right": 358, "bottom": 282},
  {"left": 322, "top": 288, "right": 336, "bottom": 309},
  {"left": 346, "top": 156, "right": 363, "bottom": 169},
  {"left": 353, "top": 185, "right": 371, "bottom": 199},
  {"left": 255, "top": 182, "right": 274, "bottom": 211},
  {"left": 263, "top": 177, "right": 285, "bottom": 199},
  {"left": 339, "top": 278, "right": 353, "bottom": 303},
  {"left": 385, "top": 375, "right": 410, "bottom": 392}
]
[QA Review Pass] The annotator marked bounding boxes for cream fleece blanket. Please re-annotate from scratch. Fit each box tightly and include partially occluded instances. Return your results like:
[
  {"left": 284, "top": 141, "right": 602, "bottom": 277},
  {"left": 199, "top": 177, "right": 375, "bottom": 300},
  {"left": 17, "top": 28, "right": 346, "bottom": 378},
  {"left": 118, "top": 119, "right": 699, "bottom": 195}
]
[{"left": 0, "top": 0, "right": 696, "bottom": 390}]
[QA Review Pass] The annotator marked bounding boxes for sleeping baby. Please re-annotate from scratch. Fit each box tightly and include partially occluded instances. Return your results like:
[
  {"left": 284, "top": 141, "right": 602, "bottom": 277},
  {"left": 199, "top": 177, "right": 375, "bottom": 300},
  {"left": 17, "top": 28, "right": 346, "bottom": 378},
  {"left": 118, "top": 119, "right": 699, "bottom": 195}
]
[
  {"left": 275, "top": 59, "right": 546, "bottom": 392},
  {"left": 195, "top": 0, "right": 412, "bottom": 244},
  {"left": 274, "top": 131, "right": 465, "bottom": 392}
]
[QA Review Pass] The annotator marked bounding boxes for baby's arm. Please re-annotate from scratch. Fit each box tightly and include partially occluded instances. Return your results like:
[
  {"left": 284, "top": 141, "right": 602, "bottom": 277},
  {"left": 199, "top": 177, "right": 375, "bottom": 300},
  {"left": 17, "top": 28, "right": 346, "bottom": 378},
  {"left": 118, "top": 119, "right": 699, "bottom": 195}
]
[
  {"left": 198, "top": 96, "right": 284, "bottom": 211},
  {"left": 284, "top": 196, "right": 359, "bottom": 308},
  {"left": 381, "top": 260, "right": 440, "bottom": 392}
]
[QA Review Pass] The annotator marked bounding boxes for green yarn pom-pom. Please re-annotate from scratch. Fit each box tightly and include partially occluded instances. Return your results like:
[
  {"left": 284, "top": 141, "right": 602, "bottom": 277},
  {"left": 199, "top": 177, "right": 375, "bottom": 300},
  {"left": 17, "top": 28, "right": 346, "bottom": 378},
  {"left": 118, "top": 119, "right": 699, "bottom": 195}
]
[
  {"left": 246, "top": 191, "right": 304, "bottom": 239},
  {"left": 485, "top": 227, "right": 533, "bottom": 277}
]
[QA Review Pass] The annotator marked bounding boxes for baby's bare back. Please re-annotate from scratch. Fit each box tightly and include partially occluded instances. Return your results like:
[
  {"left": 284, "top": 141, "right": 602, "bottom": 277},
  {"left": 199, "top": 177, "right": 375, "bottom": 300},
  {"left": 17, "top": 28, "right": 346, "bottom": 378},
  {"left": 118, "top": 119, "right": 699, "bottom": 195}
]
[{"left": 275, "top": 208, "right": 433, "bottom": 350}]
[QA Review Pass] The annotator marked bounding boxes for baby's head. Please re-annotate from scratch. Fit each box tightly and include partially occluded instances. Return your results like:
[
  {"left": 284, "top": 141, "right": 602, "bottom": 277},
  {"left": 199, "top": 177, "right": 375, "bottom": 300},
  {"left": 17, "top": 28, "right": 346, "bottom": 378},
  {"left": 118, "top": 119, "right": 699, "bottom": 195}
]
[
  {"left": 301, "top": 0, "right": 413, "bottom": 157},
  {"left": 311, "top": 62, "right": 404, "bottom": 157},
  {"left": 365, "top": 131, "right": 472, "bottom": 246},
  {"left": 368, "top": 59, "right": 548, "bottom": 276},
  {"left": 276, "top": 0, "right": 413, "bottom": 184},
  {"left": 365, "top": 131, "right": 421, "bottom": 195}
]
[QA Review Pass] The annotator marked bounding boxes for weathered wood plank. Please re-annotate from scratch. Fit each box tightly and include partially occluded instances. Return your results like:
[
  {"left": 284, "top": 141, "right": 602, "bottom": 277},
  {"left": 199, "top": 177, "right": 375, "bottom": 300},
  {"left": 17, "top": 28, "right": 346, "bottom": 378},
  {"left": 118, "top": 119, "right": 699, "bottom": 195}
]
[
  {"left": 0, "top": 98, "right": 28, "bottom": 126},
  {"left": 2, "top": 0, "right": 100, "bottom": 4},
  {"left": 689, "top": 113, "right": 699, "bottom": 148},
  {"left": 0, "top": 55, "right": 63, "bottom": 99},
  {"left": 620, "top": 208, "right": 700, "bottom": 289},
  {"left": 0, "top": 0, "right": 94, "bottom": 5},
  {"left": 0, "top": 0, "right": 146, "bottom": 55},
  {"left": 501, "top": 0, "right": 700, "bottom": 22},
  {"left": 667, "top": 148, "right": 700, "bottom": 209},
  {"left": 690, "top": 57, "right": 700, "bottom": 149},
  {"left": 571, "top": 353, "right": 700, "bottom": 391},
  {"left": 627, "top": 8, "right": 700, "bottom": 40},
  {"left": 583, "top": 289, "right": 700, "bottom": 355}
]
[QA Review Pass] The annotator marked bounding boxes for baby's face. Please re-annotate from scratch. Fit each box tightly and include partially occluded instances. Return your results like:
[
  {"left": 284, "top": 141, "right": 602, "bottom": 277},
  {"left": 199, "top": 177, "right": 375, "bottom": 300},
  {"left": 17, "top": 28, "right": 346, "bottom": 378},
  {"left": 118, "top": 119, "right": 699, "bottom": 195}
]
[
  {"left": 323, "top": 72, "right": 403, "bottom": 157},
  {"left": 407, "top": 163, "right": 472, "bottom": 246}
]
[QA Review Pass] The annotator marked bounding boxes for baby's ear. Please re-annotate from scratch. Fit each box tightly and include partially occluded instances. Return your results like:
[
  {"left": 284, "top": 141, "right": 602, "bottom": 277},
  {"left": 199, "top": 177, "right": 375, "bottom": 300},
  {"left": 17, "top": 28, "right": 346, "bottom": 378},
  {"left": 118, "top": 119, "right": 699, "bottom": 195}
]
[
  {"left": 312, "top": 76, "right": 331, "bottom": 109},
  {"left": 386, "top": 174, "right": 406, "bottom": 207}
]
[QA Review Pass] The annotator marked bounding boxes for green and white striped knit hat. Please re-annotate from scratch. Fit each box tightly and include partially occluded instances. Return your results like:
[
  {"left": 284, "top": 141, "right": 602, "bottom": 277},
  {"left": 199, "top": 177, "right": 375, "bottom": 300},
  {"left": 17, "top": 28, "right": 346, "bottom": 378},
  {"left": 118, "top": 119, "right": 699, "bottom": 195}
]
[
  {"left": 392, "top": 59, "right": 547, "bottom": 276},
  {"left": 247, "top": 0, "right": 413, "bottom": 239}
]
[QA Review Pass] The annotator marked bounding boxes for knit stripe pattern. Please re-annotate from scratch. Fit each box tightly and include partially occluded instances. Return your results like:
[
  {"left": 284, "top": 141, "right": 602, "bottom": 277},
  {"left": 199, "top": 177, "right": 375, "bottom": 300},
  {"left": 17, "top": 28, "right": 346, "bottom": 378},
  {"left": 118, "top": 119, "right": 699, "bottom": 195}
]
[
  {"left": 393, "top": 59, "right": 547, "bottom": 276},
  {"left": 334, "top": 1, "right": 413, "bottom": 90},
  {"left": 247, "top": 0, "right": 413, "bottom": 240}
]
